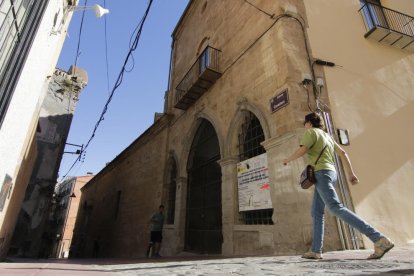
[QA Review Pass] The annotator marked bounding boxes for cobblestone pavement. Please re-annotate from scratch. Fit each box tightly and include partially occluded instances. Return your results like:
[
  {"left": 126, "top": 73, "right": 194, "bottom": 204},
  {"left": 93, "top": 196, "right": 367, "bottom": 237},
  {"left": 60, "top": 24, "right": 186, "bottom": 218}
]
[{"left": 1, "top": 248, "right": 413, "bottom": 275}]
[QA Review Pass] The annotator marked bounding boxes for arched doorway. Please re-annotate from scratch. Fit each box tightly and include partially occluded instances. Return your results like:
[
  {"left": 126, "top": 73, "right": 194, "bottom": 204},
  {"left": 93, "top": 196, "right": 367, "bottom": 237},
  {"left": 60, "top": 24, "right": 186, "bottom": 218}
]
[{"left": 185, "top": 119, "right": 222, "bottom": 254}]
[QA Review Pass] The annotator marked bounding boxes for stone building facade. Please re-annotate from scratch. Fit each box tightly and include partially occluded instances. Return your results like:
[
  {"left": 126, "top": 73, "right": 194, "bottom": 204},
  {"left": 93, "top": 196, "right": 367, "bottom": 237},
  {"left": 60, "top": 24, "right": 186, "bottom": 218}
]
[{"left": 72, "top": 0, "right": 414, "bottom": 258}]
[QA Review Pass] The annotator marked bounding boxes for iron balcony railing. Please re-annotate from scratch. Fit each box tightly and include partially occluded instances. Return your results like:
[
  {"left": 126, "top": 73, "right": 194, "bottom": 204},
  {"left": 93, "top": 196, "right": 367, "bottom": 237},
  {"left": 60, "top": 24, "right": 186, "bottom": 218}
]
[
  {"left": 359, "top": 2, "right": 414, "bottom": 52},
  {"left": 174, "top": 46, "right": 222, "bottom": 110}
]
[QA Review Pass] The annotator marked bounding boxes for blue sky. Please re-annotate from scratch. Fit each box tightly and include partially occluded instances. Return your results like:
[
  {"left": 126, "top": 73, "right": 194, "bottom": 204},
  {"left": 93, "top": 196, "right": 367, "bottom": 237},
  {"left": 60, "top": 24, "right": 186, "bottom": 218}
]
[{"left": 57, "top": 0, "right": 189, "bottom": 180}]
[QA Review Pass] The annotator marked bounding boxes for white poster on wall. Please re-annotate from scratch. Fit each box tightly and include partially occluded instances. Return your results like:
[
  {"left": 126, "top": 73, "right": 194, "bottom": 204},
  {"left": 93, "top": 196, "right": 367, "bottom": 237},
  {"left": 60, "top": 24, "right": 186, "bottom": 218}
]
[{"left": 237, "top": 153, "right": 272, "bottom": 211}]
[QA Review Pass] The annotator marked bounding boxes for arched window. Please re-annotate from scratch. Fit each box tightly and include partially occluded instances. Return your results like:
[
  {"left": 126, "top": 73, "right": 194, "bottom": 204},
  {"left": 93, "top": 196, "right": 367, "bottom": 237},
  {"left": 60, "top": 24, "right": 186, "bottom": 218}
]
[
  {"left": 238, "top": 112, "right": 273, "bottom": 225},
  {"left": 166, "top": 160, "right": 177, "bottom": 224}
]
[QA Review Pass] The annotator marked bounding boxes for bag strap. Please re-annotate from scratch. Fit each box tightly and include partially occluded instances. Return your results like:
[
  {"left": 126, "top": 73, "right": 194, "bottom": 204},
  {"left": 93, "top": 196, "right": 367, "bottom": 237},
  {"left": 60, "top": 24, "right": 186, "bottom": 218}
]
[{"left": 315, "top": 145, "right": 327, "bottom": 165}]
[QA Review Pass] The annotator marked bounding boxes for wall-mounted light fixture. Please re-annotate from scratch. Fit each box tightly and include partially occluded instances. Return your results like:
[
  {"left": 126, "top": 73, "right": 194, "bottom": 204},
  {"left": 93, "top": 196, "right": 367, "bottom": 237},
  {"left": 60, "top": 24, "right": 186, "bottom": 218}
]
[
  {"left": 51, "top": 3, "right": 109, "bottom": 35},
  {"left": 314, "top": 59, "right": 335, "bottom": 67},
  {"left": 69, "top": 4, "right": 109, "bottom": 18},
  {"left": 337, "top": 129, "right": 350, "bottom": 145}
]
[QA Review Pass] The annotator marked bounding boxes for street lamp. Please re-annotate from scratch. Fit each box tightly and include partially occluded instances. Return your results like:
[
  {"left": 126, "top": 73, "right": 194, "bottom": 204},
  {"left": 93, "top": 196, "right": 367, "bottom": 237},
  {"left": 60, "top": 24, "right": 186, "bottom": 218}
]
[
  {"left": 69, "top": 4, "right": 110, "bottom": 18},
  {"left": 50, "top": 4, "right": 109, "bottom": 35}
]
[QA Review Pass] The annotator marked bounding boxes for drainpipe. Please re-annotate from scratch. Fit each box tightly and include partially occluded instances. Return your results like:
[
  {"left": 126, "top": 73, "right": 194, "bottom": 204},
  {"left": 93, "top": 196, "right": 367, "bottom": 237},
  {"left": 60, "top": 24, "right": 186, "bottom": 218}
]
[{"left": 322, "top": 111, "right": 362, "bottom": 250}]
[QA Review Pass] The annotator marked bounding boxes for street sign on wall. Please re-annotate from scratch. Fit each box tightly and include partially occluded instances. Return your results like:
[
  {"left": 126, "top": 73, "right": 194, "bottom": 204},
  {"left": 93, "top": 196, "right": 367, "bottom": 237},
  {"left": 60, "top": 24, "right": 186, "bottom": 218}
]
[{"left": 270, "top": 89, "right": 289, "bottom": 113}]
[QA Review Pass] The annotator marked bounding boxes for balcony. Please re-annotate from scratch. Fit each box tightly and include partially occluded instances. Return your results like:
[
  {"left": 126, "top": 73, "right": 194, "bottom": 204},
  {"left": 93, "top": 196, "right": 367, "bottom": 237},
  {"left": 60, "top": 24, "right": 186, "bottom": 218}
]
[
  {"left": 174, "top": 46, "right": 222, "bottom": 110},
  {"left": 359, "top": 2, "right": 414, "bottom": 52}
]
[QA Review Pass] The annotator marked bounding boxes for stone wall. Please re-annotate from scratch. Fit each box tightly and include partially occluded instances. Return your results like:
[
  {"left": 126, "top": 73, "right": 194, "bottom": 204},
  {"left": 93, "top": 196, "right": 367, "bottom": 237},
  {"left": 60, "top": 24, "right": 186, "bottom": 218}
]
[{"left": 73, "top": 116, "right": 170, "bottom": 258}]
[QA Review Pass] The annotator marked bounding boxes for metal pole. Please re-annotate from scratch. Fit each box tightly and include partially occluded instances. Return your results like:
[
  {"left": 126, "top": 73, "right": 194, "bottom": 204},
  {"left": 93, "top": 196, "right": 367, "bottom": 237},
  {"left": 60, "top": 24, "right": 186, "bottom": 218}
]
[{"left": 322, "top": 111, "right": 362, "bottom": 250}]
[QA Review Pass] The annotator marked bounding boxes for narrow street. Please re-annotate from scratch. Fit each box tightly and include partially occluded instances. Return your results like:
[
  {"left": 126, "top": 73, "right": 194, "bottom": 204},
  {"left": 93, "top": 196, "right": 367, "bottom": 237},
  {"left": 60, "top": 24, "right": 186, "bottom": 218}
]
[{"left": 1, "top": 247, "right": 413, "bottom": 275}]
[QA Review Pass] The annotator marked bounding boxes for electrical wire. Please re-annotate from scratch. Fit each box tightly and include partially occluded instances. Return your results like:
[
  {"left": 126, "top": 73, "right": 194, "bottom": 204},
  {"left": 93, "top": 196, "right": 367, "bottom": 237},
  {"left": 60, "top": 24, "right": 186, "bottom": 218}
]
[
  {"left": 73, "top": 0, "right": 88, "bottom": 69},
  {"left": 224, "top": 2, "right": 314, "bottom": 89},
  {"left": 62, "top": 0, "right": 89, "bottom": 131},
  {"left": 225, "top": 1, "right": 316, "bottom": 111},
  {"left": 103, "top": 0, "right": 111, "bottom": 96},
  {"left": 243, "top": 0, "right": 275, "bottom": 18},
  {"left": 301, "top": 84, "right": 314, "bottom": 112},
  {"left": 62, "top": 0, "right": 154, "bottom": 180},
  {"left": 58, "top": 0, "right": 89, "bottom": 181},
  {"left": 125, "top": 21, "right": 144, "bottom": 73}
]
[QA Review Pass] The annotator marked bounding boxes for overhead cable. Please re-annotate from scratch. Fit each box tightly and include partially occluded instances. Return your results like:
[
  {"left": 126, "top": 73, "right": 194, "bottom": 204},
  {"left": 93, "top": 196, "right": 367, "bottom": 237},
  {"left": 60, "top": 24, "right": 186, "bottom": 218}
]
[{"left": 62, "top": 0, "right": 154, "bottom": 179}]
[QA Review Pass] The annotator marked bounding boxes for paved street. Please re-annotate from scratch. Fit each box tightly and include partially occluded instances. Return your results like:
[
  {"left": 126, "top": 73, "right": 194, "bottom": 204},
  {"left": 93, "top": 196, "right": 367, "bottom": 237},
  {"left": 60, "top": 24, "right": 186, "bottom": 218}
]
[{"left": 1, "top": 247, "right": 413, "bottom": 275}]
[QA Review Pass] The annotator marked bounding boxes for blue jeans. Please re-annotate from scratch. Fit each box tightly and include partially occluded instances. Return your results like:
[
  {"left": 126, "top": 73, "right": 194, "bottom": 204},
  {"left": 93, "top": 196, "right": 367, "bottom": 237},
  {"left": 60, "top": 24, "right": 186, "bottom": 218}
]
[{"left": 311, "top": 170, "right": 383, "bottom": 253}]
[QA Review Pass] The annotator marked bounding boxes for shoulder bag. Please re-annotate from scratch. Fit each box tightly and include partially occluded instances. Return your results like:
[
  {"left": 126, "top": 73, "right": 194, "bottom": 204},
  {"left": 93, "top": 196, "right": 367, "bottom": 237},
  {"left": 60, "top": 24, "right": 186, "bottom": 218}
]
[{"left": 299, "top": 145, "right": 327, "bottom": 189}]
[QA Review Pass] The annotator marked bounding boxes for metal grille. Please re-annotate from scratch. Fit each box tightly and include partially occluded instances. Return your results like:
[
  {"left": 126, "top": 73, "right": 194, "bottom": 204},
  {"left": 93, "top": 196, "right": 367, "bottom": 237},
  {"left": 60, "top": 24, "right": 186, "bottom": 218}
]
[
  {"left": 238, "top": 113, "right": 265, "bottom": 160},
  {"left": 359, "top": 0, "right": 414, "bottom": 37},
  {"left": 240, "top": 208, "right": 273, "bottom": 225},
  {"left": 166, "top": 161, "right": 177, "bottom": 224},
  {"left": 238, "top": 112, "right": 273, "bottom": 225}
]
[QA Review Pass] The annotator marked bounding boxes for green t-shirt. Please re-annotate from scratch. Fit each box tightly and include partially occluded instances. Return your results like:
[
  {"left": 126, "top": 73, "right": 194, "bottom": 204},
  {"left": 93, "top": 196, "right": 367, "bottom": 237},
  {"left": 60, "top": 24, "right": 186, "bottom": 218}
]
[{"left": 300, "top": 128, "right": 337, "bottom": 172}]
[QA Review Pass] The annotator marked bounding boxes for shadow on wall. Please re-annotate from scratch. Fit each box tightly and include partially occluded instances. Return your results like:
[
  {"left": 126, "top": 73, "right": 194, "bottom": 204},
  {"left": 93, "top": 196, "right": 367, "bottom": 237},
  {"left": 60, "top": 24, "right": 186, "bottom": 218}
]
[
  {"left": 345, "top": 99, "right": 413, "bottom": 197},
  {"left": 8, "top": 113, "right": 75, "bottom": 259}
]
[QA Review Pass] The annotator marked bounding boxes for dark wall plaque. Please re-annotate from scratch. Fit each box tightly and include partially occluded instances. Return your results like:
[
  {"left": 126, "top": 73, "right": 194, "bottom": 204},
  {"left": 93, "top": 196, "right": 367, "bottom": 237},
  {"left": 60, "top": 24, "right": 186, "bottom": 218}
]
[{"left": 270, "top": 89, "right": 289, "bottom": 113}]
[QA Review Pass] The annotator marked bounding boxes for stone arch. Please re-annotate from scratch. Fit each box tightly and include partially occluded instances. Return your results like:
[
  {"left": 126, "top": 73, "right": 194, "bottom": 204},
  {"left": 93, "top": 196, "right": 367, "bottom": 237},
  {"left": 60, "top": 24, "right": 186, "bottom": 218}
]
[
  {"left": 225, "top": 98, "right": 274, "bottom": 226},
  {"left": 162, "top": 151, "right": 179, "bottom": 224},
  {"left": 196, "top": 36, "right": 210, "bottom": 56},
  {"left": 184, "top": 117, "right": 222, "bottom": 253},
  {"left": 225, "top": 97, "right": 271, "bottom": 158},
  {"left": 179, "top": 108, "right": 225, "bottom": 172}
]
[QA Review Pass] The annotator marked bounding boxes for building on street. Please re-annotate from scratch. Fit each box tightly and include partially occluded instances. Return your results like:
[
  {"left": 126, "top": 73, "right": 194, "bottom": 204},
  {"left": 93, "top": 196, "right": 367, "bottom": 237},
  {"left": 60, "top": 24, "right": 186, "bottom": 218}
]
[
  {"left": 47, "top": 175, "right": 94, "bottom": 259},
  {"left": 71, "top": 0, "right": 414, "bottom": 258}
]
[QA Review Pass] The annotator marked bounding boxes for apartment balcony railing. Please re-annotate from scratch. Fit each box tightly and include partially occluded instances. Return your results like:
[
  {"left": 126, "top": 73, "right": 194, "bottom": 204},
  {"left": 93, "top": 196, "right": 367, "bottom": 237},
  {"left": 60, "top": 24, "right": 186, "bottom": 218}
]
[
  {"left": 174, "top": 46, "right": 222, "bottom": 110},
  {"left": 359, "top": 2, "right": 414, "bottom": 52}
]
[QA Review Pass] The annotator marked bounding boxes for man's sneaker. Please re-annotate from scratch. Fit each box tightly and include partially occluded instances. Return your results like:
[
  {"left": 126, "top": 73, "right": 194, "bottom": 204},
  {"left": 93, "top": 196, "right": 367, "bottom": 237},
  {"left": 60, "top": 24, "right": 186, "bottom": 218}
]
[
  {"left": 153, "top": 253, "right": 161, "bottom": 258},
  {"left": 146, "top": 244, "right": 152, "bottom": 257},
  {"left": 367, "top": 237, "right": 394, "bottom": 259},
  {"left": 302, "top": 251, "right": 322, "bottom": 259}
]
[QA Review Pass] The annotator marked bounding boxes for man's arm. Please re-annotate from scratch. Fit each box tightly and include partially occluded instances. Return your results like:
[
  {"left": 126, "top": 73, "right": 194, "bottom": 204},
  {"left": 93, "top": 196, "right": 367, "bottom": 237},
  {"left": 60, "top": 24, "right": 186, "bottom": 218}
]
[
  {"left": 334, "top": 142, "right": 359, "bottom": 185},
  {"left": 283, "top": 146, "right": 308, "bottom": 165}
]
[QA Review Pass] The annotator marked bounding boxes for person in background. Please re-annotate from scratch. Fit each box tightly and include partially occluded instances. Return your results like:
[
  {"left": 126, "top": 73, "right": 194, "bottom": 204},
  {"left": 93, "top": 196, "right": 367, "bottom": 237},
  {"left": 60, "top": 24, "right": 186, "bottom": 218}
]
[
  {"left": 147, "top": 205, "right": 165, "bottom": 258},
  {"left": 283, "top": 112, "right": 394, "bottom": 260}
]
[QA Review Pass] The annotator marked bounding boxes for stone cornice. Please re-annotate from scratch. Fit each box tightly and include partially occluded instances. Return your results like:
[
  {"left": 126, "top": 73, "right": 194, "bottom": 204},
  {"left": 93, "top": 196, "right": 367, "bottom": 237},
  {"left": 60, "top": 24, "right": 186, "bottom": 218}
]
[
  {"left": 261, "top": 129, "right": 304, "bottom": 151},
  {"left": 218, "top": 156, "right": 239, "bottom": 166}
]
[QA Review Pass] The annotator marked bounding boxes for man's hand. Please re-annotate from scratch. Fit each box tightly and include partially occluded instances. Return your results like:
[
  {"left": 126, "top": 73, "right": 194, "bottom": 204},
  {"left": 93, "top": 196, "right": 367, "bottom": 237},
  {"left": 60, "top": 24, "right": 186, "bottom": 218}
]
[{"left": 350, "top": 174, "right": 359, "bottom": 185}]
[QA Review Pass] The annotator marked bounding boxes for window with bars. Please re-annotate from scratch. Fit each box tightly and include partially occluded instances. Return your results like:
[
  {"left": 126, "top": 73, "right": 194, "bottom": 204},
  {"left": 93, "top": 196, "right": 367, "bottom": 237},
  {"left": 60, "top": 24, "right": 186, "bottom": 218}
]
[
  {"left": 238, "top": 112, "right": 273, "bottom": 225},
  {"left": 166, "top": 160, "right": 177, "bottom": 224}
]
